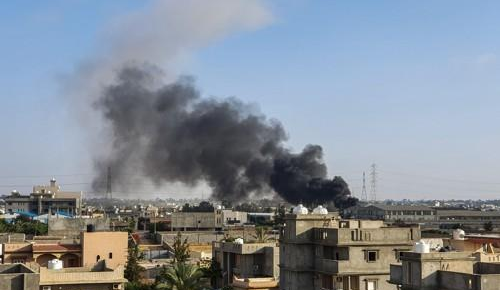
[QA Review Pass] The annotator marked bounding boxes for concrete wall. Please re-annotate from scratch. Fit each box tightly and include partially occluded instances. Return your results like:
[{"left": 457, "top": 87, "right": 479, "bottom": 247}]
[
  {"left": 171, "top": 211, "right": 222, "bottom": 230},
  {"left": 0, "top": 264, "right": 39, "bottom": 290},
  {"left": 81, "top": 232, "right": 128, "bottom": 268},
  {"left": 48, "top": 218, "right": 110, "bottom": 237}
]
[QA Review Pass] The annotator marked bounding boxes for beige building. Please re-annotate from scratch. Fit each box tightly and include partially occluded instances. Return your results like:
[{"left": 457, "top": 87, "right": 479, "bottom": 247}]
[
  {"left": 213, "top": 241, "right": 279, "bottom": 290},
  {"left": 39, "top": 260, "right": 127, "bottom": 290},
  {"left": 5, "top": 179, "right": 82, "bottom": 217},
  {"left": 280, "top": 211, "right": 420, "bottom": 290},
  {"left": 81, "top": 231, "right": 128, "bottom": 269},
  {"left": 390, "top": 234, "right": 500, "bottom": 290},
  {"left": 1, "top": 231, "right": 128, "bottom": 270},
  {"left": 0, "top": 261, "right": 126, "bottom": 290},
  {"left": 171, "top": 210, "right": 223, "bottom": 231}
]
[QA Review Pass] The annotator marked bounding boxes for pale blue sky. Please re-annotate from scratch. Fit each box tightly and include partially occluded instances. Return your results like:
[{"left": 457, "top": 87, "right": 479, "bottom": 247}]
[{"left": 1, "top": 0, "right": 500, "bottom": 200}]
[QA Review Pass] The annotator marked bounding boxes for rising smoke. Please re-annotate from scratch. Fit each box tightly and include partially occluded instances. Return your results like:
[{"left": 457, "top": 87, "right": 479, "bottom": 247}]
[
  {"left": 64, "top": 0, "right": 357, "bottom": 209},
  {"left": 92, "top": 65, "right": 357, "bottom": 209}
]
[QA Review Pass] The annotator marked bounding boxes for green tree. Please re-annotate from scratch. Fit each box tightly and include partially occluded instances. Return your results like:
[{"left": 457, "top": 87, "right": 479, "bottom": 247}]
[
  {"left": 172, "top": 232, "right": 190, "bottom": 263},
  {"left": 156, "top": 263, "right": 203, "bottom": 290},
  {"left": 125, "top": 244, "right": 144, "bottom": 283},
  {"left": 252, "top": 227, "right": 270, "bottom": 243}
]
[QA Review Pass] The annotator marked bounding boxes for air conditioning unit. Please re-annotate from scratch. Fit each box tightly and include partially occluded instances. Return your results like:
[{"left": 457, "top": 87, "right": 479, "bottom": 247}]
[{"left": 113, "top": 284, "right": 122, "bottom": 290}]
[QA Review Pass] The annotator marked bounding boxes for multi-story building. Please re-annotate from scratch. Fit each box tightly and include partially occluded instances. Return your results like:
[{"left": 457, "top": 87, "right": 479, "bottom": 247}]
[
  {"left": 170, "top": 209, "right": 224, "bottom": 231},
  {"left": 347, "top": 205, "right": 435, "bottom": 223},
  {"left": 280, "top": 205, "right": 420, "bottom": 290},
  {"left": 5, "top": 179, "right": 82, "bottom": 217},
  {"left": 213, "top": 241, "right": 279, "bottom": 290}
]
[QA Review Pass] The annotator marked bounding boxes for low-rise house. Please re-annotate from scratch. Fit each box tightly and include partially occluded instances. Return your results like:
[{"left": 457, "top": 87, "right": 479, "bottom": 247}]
[
  {"left": 213, "top": 241, "right": 279, "bottom": 290},
  {"left": 0, "top": 261, "right": 126, "bottom": 290},
  {"left": 1, "top": 230, "right": 127, "bottom": 269}
]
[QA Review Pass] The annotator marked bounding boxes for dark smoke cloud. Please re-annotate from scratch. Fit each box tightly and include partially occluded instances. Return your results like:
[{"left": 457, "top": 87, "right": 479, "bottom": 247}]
[{"left": 93, "top": 64, "right": 357, "bottom": 209}]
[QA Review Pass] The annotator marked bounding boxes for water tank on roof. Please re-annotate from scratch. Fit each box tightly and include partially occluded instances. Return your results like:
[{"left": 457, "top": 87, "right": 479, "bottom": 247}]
[
  {"left": 293, "top": 204, "right": 309, "bottom": 215},
  {"left": 48, "top": 259, "right": 63, "bottom": 270},
  {"left": 234, "top": 238, "right": 244, "bottom": 244},
  {"left": 313, "top": 205, "right": 328, "bottom": 215},
  {"left": 453, "top": 229, "right": 465, "bottom": 240},
  {"left": 414, "top": 240, "right": 430, "bottom": 253}
]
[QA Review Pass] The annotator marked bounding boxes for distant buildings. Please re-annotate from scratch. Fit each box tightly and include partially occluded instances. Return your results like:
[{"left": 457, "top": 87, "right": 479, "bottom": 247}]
[
  {"left": 348, "top": 204, "right": 500, "bottom": 229},
  {"left": 347, "top": 205, "right": 435, "bottom": 222},
  {"left": 279, "top": 205, "right": 420, "bottom": 290},
  {"left": 4, "top": 179, "right": 82, "bottom": 217}
]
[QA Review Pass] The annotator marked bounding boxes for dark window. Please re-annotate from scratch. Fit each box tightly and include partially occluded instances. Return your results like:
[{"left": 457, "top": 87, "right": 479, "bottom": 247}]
[
  {"left": 109, "top": 252, "right": 113, "bottom": 259},
  {"left": 367, "top": 251, "right": 378, "bottom": 262}
]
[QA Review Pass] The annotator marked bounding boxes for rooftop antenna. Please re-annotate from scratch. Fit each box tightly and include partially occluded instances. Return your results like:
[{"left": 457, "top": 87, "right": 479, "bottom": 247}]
[
  {"left": 361, "top": 171, "right": 368, "bottom": 202},
  {"left": 106, "top": 166, "right": 112, "bottom": 200},
  {"left": 370, "top": 163, "right": 377, "bottom": 202}
]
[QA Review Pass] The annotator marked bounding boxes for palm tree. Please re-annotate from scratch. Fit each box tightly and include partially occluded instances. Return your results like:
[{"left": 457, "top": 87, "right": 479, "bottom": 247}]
[
  {"left": 252, "top": 227, "right": 270, "bottom": 243},
  {"left": 156, "top": 263, "right": 203, "bottom": 290}
]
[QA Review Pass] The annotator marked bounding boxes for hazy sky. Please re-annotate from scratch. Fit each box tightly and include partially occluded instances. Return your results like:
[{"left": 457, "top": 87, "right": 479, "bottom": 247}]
[{"left": 1, "top": 0, "right": 500, "bottom": 200}]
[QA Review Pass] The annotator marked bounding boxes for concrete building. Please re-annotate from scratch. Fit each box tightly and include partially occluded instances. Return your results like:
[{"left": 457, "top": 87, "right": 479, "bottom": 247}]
[
  {"left": 389, "top": 251, "right": 500, "bottom": 290},
  {"left": 279, "top": 209, "right": 420, "bottom": 290},
  {"left": 39, "top": 260, "right": 127, "bottom": 290},
  {"left": 213, "top": 241, "right": 279, "bottom": 290},
  {"left": 1, "top": 231, "right": 127, "bottom": 269},
  {"left": 5, "top": 179, "right": 82, "bottom": 217},
  {"left": 436, "top": 209, "right": 500, "bottom": 228},
  {"left": 347, "top": 205, "right": 435, "bottom": 223},
  {"left": 0, "top": 261, "right": 126, "bottom": 290},
  {"left": 389, "top": 230, "right": 500, "bottom": 290},
  {"left": 48, "top": 217, "right": 110, "bottom": 238},
  {"left": 222, "top": 210, "right": 248, "bottom": 226},
  {"left": 170, "top": 209, "right": 223, "bottom": 231},
  {"left": 81, "top": 231, "right": 128, "bottom": 268},
  {"left": 0, "top": 264, "right": 39, "bottom": 290}
]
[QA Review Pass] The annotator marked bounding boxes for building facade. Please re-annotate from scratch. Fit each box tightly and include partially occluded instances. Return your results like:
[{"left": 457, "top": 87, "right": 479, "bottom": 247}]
[
  {"left": 5, "top": 179, "right": 82, "bottom": 217},
  {"left": 170, "top": 210, "right": 223, "bottom": 231},
  {"left": 279, "top": 212, "right": 420, "bottom": 290},
  {"left": 213, "top": 241, "right": 279, "bottom": 290}
]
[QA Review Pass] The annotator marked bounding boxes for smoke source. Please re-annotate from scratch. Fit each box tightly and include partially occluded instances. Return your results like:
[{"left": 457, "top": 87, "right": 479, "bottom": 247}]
[{"left": 92, "top": 65, "right": 357, "bottom": 209}]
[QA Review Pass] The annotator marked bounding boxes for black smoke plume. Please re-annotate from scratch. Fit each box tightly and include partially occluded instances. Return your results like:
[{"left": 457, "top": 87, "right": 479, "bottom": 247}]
[{"left": 93, "top": 64, "right": 357, "bottom": 210}]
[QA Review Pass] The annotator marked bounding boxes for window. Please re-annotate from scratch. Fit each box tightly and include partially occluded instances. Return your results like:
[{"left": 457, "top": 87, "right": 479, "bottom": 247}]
[
  {"left": 366, "top": 279, "right": 378, "bottom": 290},
  {"left": 109, "top": 252, "right": 113, "bottom": 259},
  {"left": 366, "top": 250, "right": 378, "bottom": 262},
  {"left": 322, "top": 274, "right": 333, "bottom": 290}
]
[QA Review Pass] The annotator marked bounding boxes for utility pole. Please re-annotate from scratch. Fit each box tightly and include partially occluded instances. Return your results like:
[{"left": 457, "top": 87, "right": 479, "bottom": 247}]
[
  {"left": 106, "top": 166, "right": 112, "bottom": 200},
  {"left": 370, "top": 163, "right": 377, "bottom": 202},
  {"left": 361, "top": 172, "right": 368, "bottom": 202}
]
